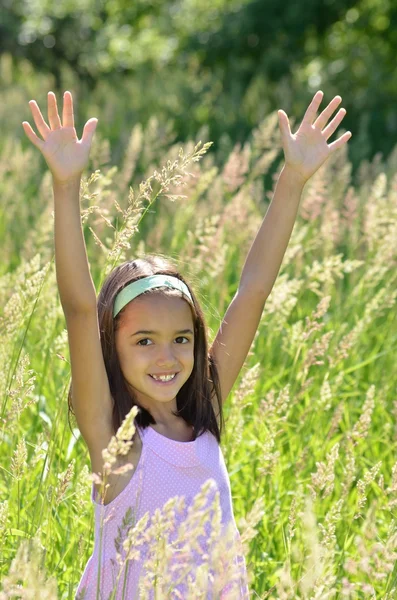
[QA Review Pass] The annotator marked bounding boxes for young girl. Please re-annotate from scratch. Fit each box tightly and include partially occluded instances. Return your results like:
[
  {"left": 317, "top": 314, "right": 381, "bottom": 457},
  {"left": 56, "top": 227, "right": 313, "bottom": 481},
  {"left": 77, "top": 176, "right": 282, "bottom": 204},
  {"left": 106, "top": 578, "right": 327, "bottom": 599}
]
[{"left": 22, "top": 90, "right": 351, "bottom": 599}]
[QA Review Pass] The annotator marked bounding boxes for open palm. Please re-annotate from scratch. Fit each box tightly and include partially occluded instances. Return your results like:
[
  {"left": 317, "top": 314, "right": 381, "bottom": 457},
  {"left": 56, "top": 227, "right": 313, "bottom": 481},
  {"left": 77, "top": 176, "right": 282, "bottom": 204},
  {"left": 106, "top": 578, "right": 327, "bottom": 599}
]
[
  {"left": 278, "top": 91, "right": 352, "bottom": 183},
  {"left": 22, "top": 91, "right": 98, "bottom": 183}
]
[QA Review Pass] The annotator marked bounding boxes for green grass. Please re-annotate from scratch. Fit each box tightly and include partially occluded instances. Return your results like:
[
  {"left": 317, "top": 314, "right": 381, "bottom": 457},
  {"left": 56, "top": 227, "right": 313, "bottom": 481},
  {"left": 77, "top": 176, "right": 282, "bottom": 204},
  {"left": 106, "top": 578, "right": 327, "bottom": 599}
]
[{"left": 1, "top": 73, "right": 397, "bottom": 599}]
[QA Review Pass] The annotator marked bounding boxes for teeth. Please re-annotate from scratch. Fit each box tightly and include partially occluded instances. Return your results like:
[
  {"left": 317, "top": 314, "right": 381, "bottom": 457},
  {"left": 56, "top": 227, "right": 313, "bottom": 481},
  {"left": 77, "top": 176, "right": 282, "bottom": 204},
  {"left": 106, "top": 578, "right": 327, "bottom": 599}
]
[{"left": 151, "top": 374, "right": 176, "bottom": 382}]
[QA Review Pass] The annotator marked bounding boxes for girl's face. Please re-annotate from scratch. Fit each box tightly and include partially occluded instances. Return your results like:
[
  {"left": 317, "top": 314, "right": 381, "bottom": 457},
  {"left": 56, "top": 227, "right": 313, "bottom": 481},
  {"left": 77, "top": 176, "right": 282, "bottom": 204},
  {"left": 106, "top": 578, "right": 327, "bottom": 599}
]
[{"left": 115, "top": 293, "right": 195, "bottom": 422}]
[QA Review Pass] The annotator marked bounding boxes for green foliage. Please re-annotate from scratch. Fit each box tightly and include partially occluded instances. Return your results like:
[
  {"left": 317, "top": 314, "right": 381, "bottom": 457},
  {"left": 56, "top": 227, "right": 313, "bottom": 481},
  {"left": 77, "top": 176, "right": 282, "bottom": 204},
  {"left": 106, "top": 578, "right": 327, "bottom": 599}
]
[
  {"left": 1, "top": 79, "right": 397, "bottom": 598},
  {"left": 2, "top": 0, "right": 397, "bottom": 168}
]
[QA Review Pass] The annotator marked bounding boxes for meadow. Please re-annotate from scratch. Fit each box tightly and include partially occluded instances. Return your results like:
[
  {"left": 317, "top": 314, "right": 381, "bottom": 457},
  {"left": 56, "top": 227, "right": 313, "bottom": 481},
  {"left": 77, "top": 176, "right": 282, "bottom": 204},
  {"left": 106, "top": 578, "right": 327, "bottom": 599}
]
[{"left": 1, "top": 61, "right": 397, "bottom": 599}]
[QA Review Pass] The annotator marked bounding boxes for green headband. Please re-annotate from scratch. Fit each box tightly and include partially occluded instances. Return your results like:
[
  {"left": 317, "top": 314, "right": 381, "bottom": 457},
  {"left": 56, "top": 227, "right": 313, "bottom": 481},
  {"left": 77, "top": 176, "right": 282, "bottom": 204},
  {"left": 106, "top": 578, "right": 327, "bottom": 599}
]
[{"left": 113, "top": 275, "right": 193, "bottom": 318}]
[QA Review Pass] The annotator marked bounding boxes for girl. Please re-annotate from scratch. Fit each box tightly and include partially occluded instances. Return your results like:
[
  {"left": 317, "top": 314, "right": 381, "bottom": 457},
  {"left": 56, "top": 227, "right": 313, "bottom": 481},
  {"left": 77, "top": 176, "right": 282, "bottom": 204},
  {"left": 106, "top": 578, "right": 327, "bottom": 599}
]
[{"left": 22, "top": 90, "right": 351, "bottom": 599}]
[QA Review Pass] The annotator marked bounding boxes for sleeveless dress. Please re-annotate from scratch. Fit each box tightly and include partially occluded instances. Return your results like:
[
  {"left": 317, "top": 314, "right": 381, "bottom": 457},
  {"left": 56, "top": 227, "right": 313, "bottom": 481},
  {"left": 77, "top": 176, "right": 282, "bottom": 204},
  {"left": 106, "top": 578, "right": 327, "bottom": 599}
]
[{"left": 75, "top": 421, "right": 250, "bottom": 599}]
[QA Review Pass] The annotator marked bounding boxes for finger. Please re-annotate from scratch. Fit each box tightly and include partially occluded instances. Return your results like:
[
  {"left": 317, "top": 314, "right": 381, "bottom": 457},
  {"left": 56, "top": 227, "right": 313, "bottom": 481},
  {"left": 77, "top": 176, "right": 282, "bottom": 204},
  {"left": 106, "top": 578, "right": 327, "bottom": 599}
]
[
  {"left": 278, "top": 110, "right": 292, "bottom": 144},
  {"left": 22, "top": 121, "right": 44, "bottom": 151},
  {"left": 81, "top": 118, "right": 98, "bottom": 145},
  {"left": 62, "top": 91, "right": 74, "bottom": 128},
  {"left": 47, "top": 92, "right": 62, "bottom": 129},
  {"left": 28, "top": 100, "right": 51, "bottom": 139},
  {"left": 301, "top": 90, "right": 324, "bottom": 126},
  {"left": 322, "top": 108, "right": 346, "bottom": 141},
  {"left": 328, "top": 131, "right": 352, "bottom": 153},
  {"left": 314, "top": 96, "right": 342, "bottom": 131}
]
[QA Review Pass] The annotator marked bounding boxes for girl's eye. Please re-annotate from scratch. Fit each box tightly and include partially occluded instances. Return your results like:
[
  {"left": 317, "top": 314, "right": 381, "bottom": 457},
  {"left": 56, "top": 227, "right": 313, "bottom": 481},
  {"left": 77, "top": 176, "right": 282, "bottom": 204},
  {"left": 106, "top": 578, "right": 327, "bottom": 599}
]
[{"left": 137, "top": 337, "right": 190, "bottom": 346}]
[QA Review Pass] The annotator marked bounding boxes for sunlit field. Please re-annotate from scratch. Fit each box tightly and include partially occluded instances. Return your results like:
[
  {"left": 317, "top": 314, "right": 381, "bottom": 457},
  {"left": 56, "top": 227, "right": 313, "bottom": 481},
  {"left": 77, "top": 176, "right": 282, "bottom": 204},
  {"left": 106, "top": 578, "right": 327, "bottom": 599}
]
[{"left": 1, "top": 64, "right": 397, "bottom": 599}]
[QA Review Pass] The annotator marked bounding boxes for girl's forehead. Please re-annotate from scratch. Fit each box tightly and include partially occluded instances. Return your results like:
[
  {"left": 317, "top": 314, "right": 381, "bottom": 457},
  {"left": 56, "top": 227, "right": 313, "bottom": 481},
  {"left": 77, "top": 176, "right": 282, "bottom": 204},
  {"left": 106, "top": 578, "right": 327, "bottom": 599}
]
[{"left": 118, "top": 293, "right": 194, "bottom": 328}]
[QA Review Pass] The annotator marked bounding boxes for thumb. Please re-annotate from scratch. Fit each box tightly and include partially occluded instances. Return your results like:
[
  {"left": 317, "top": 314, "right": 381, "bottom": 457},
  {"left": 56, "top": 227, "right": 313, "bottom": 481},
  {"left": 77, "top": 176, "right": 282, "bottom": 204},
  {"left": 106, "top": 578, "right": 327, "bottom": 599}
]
[
  {"left": 81, "top": 118, "right": 98, "bottom": 145},
  {"left": 278, "top": 110, "right": 292, "bottom": 144}
]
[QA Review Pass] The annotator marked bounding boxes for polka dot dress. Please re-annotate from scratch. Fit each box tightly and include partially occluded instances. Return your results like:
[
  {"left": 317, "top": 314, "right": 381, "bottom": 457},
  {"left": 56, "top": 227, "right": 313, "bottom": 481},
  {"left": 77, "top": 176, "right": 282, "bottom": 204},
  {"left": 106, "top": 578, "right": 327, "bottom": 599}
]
[{"left": 75, "top": 420, "right": 250, "bottom": 599}]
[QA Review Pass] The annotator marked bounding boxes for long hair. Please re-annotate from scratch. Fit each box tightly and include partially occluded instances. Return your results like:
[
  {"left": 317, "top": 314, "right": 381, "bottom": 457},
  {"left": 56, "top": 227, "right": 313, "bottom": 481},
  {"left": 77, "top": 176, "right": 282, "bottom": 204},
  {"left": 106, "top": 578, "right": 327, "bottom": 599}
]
[{"left": 67, "top": 255, "right": 224, "bottom": 443}]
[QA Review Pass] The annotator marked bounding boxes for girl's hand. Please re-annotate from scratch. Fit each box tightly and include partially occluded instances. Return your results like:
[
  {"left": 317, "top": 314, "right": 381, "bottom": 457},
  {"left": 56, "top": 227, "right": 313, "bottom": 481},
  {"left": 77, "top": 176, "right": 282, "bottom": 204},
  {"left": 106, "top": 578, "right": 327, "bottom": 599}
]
[
  {"left": 278, "top": 90, "right": 352, "bottom": 184},
  {"left": 22, "top": 91, "right": 98, "bottom": 184}
]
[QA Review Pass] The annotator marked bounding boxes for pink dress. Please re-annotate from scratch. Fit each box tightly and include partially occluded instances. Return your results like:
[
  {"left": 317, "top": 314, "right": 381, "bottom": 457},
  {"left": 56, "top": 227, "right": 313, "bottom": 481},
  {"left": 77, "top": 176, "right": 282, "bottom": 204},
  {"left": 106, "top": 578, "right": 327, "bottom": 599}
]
[{"left": 76, "top": 421, "right": 250, "bottom": 599}]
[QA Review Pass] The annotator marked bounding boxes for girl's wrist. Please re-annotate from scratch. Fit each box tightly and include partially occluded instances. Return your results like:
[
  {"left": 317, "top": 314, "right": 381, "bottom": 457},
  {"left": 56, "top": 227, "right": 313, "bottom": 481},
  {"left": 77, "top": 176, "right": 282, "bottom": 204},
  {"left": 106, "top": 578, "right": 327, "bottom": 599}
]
[
  {"left": 281, "top": 164, "right": 308, "bottom": 187},
  {"left": 52, "top": 176, "right": 82, "bottom": 190}
]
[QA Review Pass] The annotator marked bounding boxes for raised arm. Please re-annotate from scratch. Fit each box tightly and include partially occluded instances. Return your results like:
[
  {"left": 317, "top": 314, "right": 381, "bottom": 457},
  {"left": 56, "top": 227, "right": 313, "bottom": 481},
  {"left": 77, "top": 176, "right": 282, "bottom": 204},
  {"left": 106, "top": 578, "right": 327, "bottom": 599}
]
[
  {"left": 22, "top": 93, "right": 115, "bottom": 488},
  {"left": 210, "top": 91, "right": 352, "bottom": 405},
  {"left": 23, "top": 92, "right": 97, "bottom": 312}
]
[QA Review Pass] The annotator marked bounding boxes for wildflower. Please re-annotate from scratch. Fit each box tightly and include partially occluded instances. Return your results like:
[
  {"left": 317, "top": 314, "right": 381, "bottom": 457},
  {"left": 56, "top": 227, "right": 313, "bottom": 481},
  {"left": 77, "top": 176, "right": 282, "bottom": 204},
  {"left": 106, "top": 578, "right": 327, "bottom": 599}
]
[
  {"left": 351, "top": 385, "right": 376, "bottom": 444},
  {"left": 309, "top": 442, "right": 340, "bottom": 499}
]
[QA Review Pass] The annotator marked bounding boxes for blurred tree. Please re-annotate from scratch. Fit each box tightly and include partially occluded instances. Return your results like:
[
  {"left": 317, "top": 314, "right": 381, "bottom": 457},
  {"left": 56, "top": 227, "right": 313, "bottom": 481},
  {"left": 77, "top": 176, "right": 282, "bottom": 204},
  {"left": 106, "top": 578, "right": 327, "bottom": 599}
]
[
  {"left": 0, "top": 0, "right": 176, "bottom": 87},
  {"left": 2, "top": 0, "right": 396, "bottom": 166}
]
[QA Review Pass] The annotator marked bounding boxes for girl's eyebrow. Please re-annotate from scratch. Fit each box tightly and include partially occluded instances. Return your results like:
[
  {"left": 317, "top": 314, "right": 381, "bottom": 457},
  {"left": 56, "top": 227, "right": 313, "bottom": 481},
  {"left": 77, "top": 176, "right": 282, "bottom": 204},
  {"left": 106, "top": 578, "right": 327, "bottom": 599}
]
[{"left": 130, "top": 328, "right": 194, "bottom": 337}]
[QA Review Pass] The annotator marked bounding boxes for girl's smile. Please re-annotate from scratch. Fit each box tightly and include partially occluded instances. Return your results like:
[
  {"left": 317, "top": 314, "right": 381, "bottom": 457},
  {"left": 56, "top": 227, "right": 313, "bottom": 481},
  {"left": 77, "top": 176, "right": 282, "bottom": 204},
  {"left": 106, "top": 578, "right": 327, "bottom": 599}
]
[{"left": 149, "top": 372, "right": 179, "bottom": 384}]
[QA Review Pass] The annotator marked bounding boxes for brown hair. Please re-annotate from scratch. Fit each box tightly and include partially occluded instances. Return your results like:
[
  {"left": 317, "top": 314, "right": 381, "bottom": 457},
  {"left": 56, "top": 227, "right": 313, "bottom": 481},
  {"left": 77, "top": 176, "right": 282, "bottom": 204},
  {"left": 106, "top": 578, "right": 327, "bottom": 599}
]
[{"left": 67, "top": 255, "right": 224, "bottom": 443}]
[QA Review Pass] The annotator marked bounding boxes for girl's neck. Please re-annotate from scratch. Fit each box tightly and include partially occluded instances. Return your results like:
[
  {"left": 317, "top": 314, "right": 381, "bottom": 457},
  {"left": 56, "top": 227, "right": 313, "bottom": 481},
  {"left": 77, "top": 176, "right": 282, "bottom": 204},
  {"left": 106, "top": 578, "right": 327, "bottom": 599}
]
[{"left": 150, "top": 418, "right": 194, "bottom": 442}]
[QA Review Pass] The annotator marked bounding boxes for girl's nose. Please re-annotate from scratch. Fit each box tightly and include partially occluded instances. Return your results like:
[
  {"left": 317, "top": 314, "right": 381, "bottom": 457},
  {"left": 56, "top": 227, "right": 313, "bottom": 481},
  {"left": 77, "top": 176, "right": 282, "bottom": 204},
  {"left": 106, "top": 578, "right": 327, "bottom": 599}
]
[{"left": 156, "top": 345, "right": 177, "bottom": 365}]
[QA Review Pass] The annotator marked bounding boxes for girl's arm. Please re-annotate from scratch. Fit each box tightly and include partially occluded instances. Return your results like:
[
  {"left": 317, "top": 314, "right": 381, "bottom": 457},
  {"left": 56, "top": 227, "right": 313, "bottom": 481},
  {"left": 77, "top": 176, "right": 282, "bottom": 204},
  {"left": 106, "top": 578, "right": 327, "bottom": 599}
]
[
  {"left": 23, "top": 93, "right": 117, "bottom": 499},
  {"left": 52, "top": 176, "right": 97, "bottom": 313},
  {"left": 23, "top": 92, "right": 98, "bottom": 313},
  {"left": 239, "top": 91, "right": 351, "bottom": 293},
  {"left": 210, "top": 91, "right": 352, "bottom": 405},
  {"left": 238, "top": 165, "right": 305, "bottom": 296}
]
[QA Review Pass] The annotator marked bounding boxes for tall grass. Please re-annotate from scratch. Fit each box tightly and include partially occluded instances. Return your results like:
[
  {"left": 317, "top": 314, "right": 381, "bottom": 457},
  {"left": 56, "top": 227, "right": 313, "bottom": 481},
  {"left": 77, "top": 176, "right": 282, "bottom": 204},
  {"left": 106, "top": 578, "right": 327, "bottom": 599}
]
[{"left": 0, "top": 60, "right": 397, "bottom": 598}]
